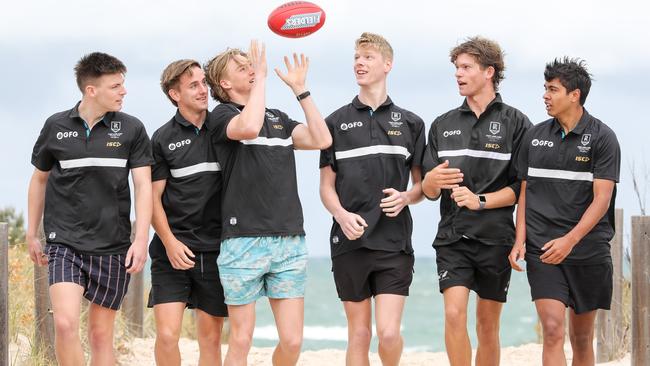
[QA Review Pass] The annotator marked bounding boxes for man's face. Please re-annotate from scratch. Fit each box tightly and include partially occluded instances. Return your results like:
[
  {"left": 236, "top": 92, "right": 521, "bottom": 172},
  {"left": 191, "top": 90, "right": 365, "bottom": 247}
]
[
  {"left": 221, "top": 54, "right": 254, "bottom": 96},
  {"left": 543, "top": 78, "right": 579, "bottom": 117},
  {"left": 172, "top": 66, "right": 208, "bottom": 112},
  {"left": 354, "top": 46, "right": 391, "bottom": 87},
  {"left": 453, "top": 53, "right": 493, "bottom": 97},
  {"left": 90, "top": 73, "right": 127, "bottom": 112}
]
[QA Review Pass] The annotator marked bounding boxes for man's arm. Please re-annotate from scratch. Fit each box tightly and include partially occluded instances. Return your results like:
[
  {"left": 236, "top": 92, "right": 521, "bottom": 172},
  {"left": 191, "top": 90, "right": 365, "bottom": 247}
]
[
  {"left": 319, "top": 165, "right": 367, "bottom": 240},
  {"left": 509, "top": 180, "right": 527, "bottom": 271},
  {"left": 422, "top": 160, "right": 464, "bottom": 200},
  {"left": 539, "top": 179, "right": 615, "bottom": 264},
  {"left": 380, "top": 166, "right": 424, "bottom": 217},
  {"left": 151, "top": 180, "right": 195, "bottom": 270},
  {"left": 126, "top": 166, "right": 152, "bottom": 274},
  {"left": 226, "top": 40, "right": 267, "bottom": 141},
  {"left": 26, "top": 168, "right": 50, "bottom": 266},
  {"left": 450, "top": 185, "right": 517, "bottom": 210}
]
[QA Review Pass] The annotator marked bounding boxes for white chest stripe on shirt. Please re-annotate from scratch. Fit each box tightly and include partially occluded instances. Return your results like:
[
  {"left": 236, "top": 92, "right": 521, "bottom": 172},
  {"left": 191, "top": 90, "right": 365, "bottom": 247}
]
[
  {"left": 437, "top": 149, "right": 511, "bottom": 161},
  {"left": 170, "top": 162, "right": 221, "bottom": 178},
  {"left": 60, "top": 157, "right": 128, "bottom": 169},
  {"left": 528, "top": 167, "right": 594, "bottom": 182},
  {"left": 241, "top": 136, "right": 293, "bottom": 147},
  {"left": 335, "top": 145, "right": 411, "bottom": 160}
]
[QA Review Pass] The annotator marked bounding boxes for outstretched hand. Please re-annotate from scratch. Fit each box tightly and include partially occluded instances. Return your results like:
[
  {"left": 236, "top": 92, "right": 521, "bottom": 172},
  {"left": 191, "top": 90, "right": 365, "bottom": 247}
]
[
  {"left": 274, "top": 53, "right": 309, "bottom": 95},
  {"left": 248, "top": 40, "right": 267, "bottom": 79}
]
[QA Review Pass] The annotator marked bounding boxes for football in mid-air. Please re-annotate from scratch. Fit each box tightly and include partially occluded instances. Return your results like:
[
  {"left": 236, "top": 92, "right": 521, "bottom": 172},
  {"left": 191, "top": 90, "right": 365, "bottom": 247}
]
[{"left": 267, "top": 1, "right": 326, "bottom": 38}]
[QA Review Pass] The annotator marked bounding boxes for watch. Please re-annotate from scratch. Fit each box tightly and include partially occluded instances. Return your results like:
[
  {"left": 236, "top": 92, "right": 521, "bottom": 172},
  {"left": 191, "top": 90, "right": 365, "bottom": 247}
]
[
  {"left": 296, "top": 90, "right": 311, "bottom": 101},
  {"left": 478, "top": 194, "right": 487, "bottom": 210}
]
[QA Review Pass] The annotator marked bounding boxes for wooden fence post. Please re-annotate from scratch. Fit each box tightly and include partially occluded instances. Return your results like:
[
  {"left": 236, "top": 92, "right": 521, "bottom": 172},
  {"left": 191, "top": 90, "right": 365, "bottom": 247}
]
[
  {"left": 632, "top": 215, "right": 650, "bottom": 366},
  {"left": 34, "top": 223, "right": 56, "bottom": 363},
  {"left": 1, "top": 223, "right": 9, "bottom": 366},
  {"left": 597, "top": 208, "right": 624, "bottom": 362},
  {"left": 120, "top": 222, "right": 144, "bottom": 337}
]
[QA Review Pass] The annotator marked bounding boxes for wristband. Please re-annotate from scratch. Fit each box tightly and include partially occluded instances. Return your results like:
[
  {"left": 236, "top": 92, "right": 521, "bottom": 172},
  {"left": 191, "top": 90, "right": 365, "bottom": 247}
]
[{"left": 296, "top": 91, "right": 311, "bottom": 101}]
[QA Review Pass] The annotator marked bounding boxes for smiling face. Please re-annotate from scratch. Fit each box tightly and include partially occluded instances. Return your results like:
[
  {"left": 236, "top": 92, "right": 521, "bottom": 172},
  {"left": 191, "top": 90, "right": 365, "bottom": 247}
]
[
  {"left": 453, "top": 53, "right": 494, "bottom": 97},
  {"left": 170, "top": 66, "right": 208, "bottom": 113},
  {"left": 87, "top": 73, "right": 127, "bottom": 112},
  {"left": 543, "top": 78, "right": 580, "bottom": 118},
  {"left": 354, "top": 45, "right": 392, "bottom": 87}
]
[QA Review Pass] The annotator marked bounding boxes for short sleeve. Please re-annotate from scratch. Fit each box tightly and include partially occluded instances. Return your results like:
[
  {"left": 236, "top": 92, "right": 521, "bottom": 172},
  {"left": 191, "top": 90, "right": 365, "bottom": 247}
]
[
  {"left": 515, "top": 128, "right": 534, "bottom": 181},
  {"left": 128, "top": 121, "right": 154, "bottom": 169},
  {"left": 507, "top": 111, "right": 533, "bottom": 197},
  {"left": 410, "top": 115, "right": 426, "bottom": 168},
  {"left": 31, "top": 121, "right": 55, "bottom": 171},
  {"left": 592, "top": 126, "right": 620, "bottom": 182},
  {"left": 275, "top": 109, "right": 300, "bottom": 135},
  {"left": 319, "top": 111, "right": 337, "bottom": 170},
  {"left": 209, "top": 103, "right": 241, "bottom": 143},
  {"left": 150, "top": 132, "right": 169, "bottom": 181},
  {"left": 421, "top": 119, "right": 440, "bottom": 176}
]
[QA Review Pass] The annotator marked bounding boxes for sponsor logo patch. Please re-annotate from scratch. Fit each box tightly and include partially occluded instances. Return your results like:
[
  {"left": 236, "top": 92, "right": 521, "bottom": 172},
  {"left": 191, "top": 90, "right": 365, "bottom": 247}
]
[
  {"left": 438, "top": 270, "right": 449, "bottom": 282},
  {"left": 531, "top": 139, "right": 554, "bottom": 147},
  {"left": 229, "top": 217, "right": 237, "bottom": 226},
  {"left": 56, "top": 131, "right": 79, "bottom": 140},
  {"left": 106, "top": 141, "right": 122, "bottom": 148},
  {"left": 332, "top": 235, "right": 339, "bottom": 244},
  {"left": 340, "top": 121, "right": 363, "bottom": 131},
  {"left": 443, "top": 130, "right": 461, "bottom": 138},
  {"left": 168, "top": 139, "right": 191, "bottom": 151},
  {"left": 48, "top": 232, "right": 56, "bottom": 239}
]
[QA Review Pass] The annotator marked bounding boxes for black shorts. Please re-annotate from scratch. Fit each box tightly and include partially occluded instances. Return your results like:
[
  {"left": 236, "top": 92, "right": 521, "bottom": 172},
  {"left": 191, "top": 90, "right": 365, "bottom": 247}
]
[
  {"left": 435, "top": 238, "right": 512, "bottom": 302},
  {"left": 526, "top": 259, "right": 612, "bottom": 314},
  {"left": 332, "top": 247, "right": 414, "bottom": 302},
  {"left": 46, "top": 243, "right": 130, "bottom": 310},
  {"left": 147, "top": 237, "right": 228, "bottom": 317}
]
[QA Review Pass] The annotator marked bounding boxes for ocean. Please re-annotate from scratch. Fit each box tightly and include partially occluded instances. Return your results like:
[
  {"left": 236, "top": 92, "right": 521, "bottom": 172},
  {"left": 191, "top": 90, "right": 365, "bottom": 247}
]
[{"left": 249, "top": 257, "right": 538, "bottom": 352}]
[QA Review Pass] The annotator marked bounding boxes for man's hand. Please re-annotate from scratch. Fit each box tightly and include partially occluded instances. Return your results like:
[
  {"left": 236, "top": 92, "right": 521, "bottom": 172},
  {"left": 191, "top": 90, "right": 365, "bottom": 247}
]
[
  {"left": 335, "top": 210, "right": 368, "bottom": 240},
  {"left": 451, "top": 186, "right": 480, "bottom": 210},
  {"left": 125, "top": 238, "right": 148, "bottom": 274},
  {"left": 249, "top": 40, "right": 267, "bottom": 79},
  {"left": 380, "top": 188, "right": 409, "bottom": 217},
  {"left": 508, "top": 242, "right": 526, "bottom": 271},
  {"left": 425, "top": 160, "right": 464, "bottom": 190},
  {"left": 164, "top": 239, "right": 196, "bottom": 270},
  {"left": 27, "top": 235, "right": 48, "bottom": 266},
  {"left": 274, "top": 53, "right": 308, "bottom": 95},
  {"left": 540, "top": 236, "right": 577, "bottom": 264}
]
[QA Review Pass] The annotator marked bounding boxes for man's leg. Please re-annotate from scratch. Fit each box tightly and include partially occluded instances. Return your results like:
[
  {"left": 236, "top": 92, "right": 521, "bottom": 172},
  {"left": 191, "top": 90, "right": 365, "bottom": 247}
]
[
  {"left": 568, "top": 309, "right": 597, "bottom": 366},
  {"left": 343, "top": 299, "right": 372, "bottom": 366},
  {"left": 49, "top": 282, "right": 85, "bottom": 366},
  {"left": 374, "top": 294, "right": 406, "bottom": 366},
  {"left": 153, "top": 302, "right": 185, "bottom": 366},
  {"left": 442, "top": 286, "right": 471, "bottom": 366},
  {"left": 269, "top": 298, "right": 304, "bottom": 366},
  {"left": 87, "top": 302, "right": 118, "bottom": 366},
  {"left": 535, "top": 299, "right": 567, "bottom": 366},
  {"left": 475, "top": 296, "right": 503, "bottom": 366},
  {"left": 196, "top": 309, "right": 225, "bottom": 366},
  {"left": 224, "top": 303, "right": 256, "bottom": 366}
]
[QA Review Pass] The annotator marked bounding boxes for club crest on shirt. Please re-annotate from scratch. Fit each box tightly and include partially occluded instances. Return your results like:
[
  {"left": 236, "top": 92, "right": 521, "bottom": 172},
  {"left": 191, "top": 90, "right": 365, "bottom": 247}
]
[
  {"left": 489, "top": 121, "right": 501, "bottom": 135},
  {"left": 265, "top": 111, "right": 280, "bottom": 123},
  {"left": 108, "top": 121, "right": 123, "bottom": 139},
  {"left": 578, "top": 134, "right": 592, "bottom": 153},
  {"left": 389, "top": 112, "right": 403, "bottom": 128}
]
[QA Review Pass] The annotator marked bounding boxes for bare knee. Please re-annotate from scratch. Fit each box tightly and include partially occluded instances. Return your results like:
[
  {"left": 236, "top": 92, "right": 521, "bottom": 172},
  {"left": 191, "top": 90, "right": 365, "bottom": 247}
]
[
  {"left": 349, "top": 326, "right": 372, "bottom": 348},
  {"left": 569, "top": 331, "right": 593, "bottom": 351},
  {"left": 445, "top": 305, "right": 467, "bottom": 330},
  {"left": 54, "top": 316, "right": 79, "bottom": 340},
  {"left": 377, "top": 327, "right": 402, "bottom": 349},
  {"left": 279, "top": 335, "right": 303, "bottom": 355},
  {"left": 229, "top": 330, "right": 253, "bottom": 352},
  {"left": 198, "top": 328, "right": 222, "bottom": 349},
  {"left": 156, "top": 326, "right": 181, "bottom": 348},
  {"left": 476, "top": 319, "right": 500, "bottom": 342},
  {"left": 88, "top": 325, "right": 114, "bottom": 349},
  {"left": 541, "top": 318, "right": 565, "bottom": 346}
]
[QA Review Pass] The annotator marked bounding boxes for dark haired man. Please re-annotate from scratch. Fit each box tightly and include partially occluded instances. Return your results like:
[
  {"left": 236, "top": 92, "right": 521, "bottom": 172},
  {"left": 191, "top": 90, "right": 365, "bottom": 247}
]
[
  {"left": 27, "top": 52, "right": 153, "bottom": 365},
  {"left": 422, "top": 36, "right": 531, "bottom": 366},
  {"left": 509, "top": 57, "right": 620, "bottom": 365},
  {"left": 148, "top": 59, "right": 227, "bottom": 366}
]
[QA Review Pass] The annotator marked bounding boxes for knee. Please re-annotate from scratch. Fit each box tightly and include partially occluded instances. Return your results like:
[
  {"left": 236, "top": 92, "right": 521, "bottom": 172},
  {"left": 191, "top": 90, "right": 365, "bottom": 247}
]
[
  {"left": 88, "top": 325, "right": 113, "bottom": 348},
  {"left": 377, "top": 327, "right": 402, "bottom": 349},
  {"left": 569, "top": 331, "right": 593, "bottom": 351},
  {"left": 476, "top": 319, "right": 500, "bottom": 341},
  {"left": 54, "top": 316, "right": 79, "bottom": 340},
  {"left": 541, "top": 318, "right": 565, "bottom": 345},
  {"left": 348, "top": 326, "right": 372, "bottom": 347},
  {"left": 156, "top": 327, "right": 181, "bottom": 348},
  {"left": 279, "top": 336, "right": 303, "bottom": 355},
  {"left": 444, "top": 306, "right": 467, "bottom": 329},
  {"left": 229, "top": 331, "right": 253, "bottom": 352},
  {"left": 198, "top": 328, "right": 222, "bottom": 349}
]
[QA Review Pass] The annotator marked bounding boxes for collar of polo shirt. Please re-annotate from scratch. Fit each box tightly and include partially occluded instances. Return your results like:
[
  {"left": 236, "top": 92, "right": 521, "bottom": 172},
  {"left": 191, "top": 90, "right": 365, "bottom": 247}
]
[
  {"left": 351, "top": 95, "right": 393, "bottom": 110},
  {"left": 458, "top": 93, "right": 503, "bottom": 113},
  {"left": 551, "top": 108, "right": 592, "bottom": 136}
]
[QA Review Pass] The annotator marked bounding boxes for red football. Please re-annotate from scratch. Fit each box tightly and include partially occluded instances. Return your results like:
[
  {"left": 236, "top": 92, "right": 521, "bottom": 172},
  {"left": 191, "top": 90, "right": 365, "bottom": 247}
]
[{"left": 267, "top": 1, "right": 326, "bottom": 38}]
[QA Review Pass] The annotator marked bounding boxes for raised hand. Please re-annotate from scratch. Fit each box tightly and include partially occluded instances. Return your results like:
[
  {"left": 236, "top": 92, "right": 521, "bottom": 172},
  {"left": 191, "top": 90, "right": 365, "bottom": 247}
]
[
  {"left": 248, "top": 40, "right": 267, "bottom": 79},
  {"left": 274, "top": 53, "right": 309, "bottom": 95}
]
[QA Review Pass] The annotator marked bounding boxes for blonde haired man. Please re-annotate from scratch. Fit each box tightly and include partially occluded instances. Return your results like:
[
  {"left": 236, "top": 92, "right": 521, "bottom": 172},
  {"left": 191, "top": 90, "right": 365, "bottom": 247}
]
[
  {"left": 204, "top": 41, "right": 331, "bottom": 366},
  {"left": 148, "top": 59, "right": 227, "bottom": 366},
  {"left": 320, "top": 32, "right": 426, "bottom": 366}
]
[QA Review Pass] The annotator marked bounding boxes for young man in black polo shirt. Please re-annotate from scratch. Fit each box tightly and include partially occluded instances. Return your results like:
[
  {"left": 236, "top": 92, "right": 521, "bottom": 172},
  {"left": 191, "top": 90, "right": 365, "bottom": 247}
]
[
  {"left": 26, "top": 52, "right": 153, "bottom": 365},
  {"left": 509, "top": 58, "right": 620, "bottom": 365},
  {"left": 422, "top": 37, "right": 531, "bottom": 366},
  {"left": 204, "top": 41, "right": 331, "bottom": 366},
  {"left": 148, "top": 59, "right": 227, "bottom": 366},
  {"left": 320, "top": 32, "right": 425, "bottom": 366}
]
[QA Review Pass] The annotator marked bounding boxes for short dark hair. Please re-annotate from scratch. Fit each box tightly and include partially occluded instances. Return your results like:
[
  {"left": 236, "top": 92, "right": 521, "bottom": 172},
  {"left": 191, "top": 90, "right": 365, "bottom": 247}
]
[
  {"left": 74, "top": 52, "right": 127, "bottom": 92},
  {"left": 450, "top": 36, "right": 505, "bottom": 91},
  {"left": 544, "top": 57, "right": 592, "bottom": 105}
]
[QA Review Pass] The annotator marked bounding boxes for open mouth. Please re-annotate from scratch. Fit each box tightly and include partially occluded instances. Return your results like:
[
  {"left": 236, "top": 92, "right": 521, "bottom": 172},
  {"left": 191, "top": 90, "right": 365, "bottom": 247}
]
[{"left": 355, "top": 70, "right": 367, "bottom": 76}]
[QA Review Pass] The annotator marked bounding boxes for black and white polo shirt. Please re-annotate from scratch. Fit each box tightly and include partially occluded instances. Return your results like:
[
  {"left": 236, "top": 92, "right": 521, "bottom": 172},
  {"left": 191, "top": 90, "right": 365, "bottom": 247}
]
[
  {"left": 423, "top": 94, "right": 532, "bottom": 248},
  {"left": 31, "top": 102, "right": 153, "bottom": 255},
  {"left": 208, "top": 102, "right": 305, "bottom": 240},
  {"left": 320, "top": 96, "right": 426, "bottom": 257},
  {"left": 151, "top": 110, "right": 222, "bottom": 252},
  {"left": 516, "top": 109, "right": 620, "bottom": 264}
]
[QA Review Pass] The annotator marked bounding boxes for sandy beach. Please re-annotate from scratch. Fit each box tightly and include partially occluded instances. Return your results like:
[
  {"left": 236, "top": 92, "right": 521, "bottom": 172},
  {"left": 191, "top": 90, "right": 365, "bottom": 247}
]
[{"left": 113, "top": 337, "right": 630, "bottom": 365}]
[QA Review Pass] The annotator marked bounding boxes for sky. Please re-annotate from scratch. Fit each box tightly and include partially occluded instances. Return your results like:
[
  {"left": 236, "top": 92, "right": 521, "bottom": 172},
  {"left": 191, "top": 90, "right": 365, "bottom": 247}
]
[{"left": 1, "top": 0, "right": 648, "bottom": 257}]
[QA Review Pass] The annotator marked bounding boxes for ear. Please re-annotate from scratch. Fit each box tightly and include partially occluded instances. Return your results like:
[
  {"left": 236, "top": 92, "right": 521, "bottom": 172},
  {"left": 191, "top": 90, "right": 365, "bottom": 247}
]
[
  {"left": 384, "top": 58, "right": 393, "bottom": 73},
  {"left": 168, "top": 88, "right": 181, "bottom": 104},
  {"left": 219, "top": 79, "right": 231, "bottom": 90},
  {"left": 84, "top": 84, "right": 96, "bottom": 97},
  {"left": 485, "top": 66, "right": 495, "bottom": 80},
  {"left": 569, "top": 89, "right": 581, "bottom": 104}
]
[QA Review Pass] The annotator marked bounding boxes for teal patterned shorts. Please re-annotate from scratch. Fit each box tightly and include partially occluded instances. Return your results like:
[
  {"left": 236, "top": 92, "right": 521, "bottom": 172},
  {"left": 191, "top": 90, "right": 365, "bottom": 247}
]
[{"left": 217, "top": 235, "right": 308, "bottom": 305}]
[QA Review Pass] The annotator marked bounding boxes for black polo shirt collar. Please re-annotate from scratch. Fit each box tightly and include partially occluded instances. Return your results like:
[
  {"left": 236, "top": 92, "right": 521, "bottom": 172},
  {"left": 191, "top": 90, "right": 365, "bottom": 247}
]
[
  {"left": 173, "top": 109, "right": 211, "bottom": 131},
  {"left": 457, "top": 93, "right": 503, "bottom": 114},
  {"left": 551, "top": 108, "right": 591, "bottom": 136},
  {"left": 68, "top": 101, "right": 114, "bottom": 128},
  {"left": 351, "top": 95, "right": 394, "bottom": 111}
]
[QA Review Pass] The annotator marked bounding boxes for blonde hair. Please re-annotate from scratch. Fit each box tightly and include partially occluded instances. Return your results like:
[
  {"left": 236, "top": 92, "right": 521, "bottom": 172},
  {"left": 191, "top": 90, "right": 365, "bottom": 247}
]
[
  {"left": 160, "top": 59, "right": 201, "bottom": 106},
  {"left": 204, "top": 49, "right": 248, "bottom": 103},
  {"left": 355, "top": 32, "right": 393, "bottom": 61}
]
